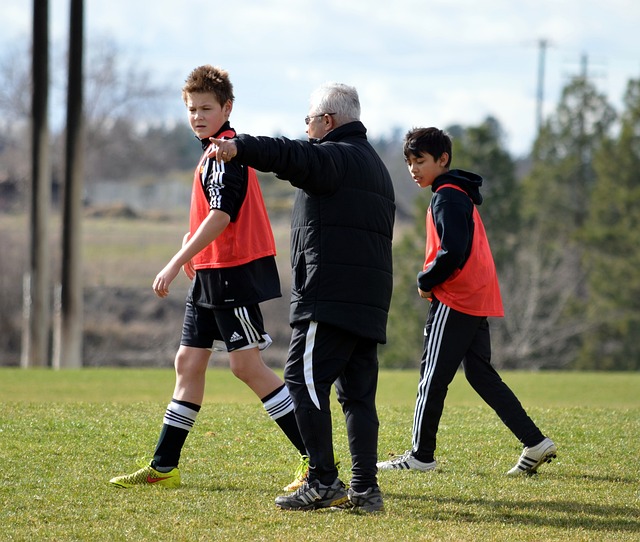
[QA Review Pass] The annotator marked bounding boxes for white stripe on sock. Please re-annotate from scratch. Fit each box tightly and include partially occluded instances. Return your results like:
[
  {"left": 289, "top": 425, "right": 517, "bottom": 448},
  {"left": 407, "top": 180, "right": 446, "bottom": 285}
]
[
  {"left": 163, "top": 401, "right": 199, "bottom": 431},
  {"left": 263, "top": 386, "right": 294, "bottom": 420}
]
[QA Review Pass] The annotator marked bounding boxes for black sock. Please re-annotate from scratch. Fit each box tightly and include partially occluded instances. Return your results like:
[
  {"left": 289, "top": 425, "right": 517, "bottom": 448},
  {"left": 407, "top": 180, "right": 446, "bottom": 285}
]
[
  {"left": 262, "top": 385, "right": 306, "bottom": 455},
  {"left": 152, "top": 399, "right": 200, "bottom": 469}
]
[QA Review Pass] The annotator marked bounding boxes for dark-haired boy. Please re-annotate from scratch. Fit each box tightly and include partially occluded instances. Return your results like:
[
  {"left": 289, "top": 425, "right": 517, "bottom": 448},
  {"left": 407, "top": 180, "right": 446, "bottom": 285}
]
[
  {"left": 109, "top": 65, "right": 306, "bottom": 489},
  {"left": 377, "top": 127, "right": 556, "bottom": 476}
]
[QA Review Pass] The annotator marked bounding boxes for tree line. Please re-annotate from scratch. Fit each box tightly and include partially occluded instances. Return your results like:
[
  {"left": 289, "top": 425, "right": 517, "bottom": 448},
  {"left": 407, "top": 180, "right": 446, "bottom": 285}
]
[
  {"left": 383, "top": 77, "right": 640, "bottom": 371},
  {"left": 1, "top": 39, "right": 638, "bottom": 370}
]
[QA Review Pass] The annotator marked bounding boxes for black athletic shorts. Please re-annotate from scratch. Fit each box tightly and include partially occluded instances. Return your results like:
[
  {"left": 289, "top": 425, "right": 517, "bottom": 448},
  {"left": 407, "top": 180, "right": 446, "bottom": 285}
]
[{"left": 180, "top": 302, "right": 272, "bottom": 352}]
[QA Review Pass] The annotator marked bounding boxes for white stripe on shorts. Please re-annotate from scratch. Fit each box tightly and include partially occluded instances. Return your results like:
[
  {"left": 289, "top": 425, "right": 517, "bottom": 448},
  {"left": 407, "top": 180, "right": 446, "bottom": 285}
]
[{"left": 234, "top": 306, "right": 261, "bottom": 344}]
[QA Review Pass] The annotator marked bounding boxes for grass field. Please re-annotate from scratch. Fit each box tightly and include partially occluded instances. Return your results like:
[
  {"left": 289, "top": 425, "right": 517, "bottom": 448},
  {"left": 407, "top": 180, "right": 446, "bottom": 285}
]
[{"left": 1, "top": 369, "right": 638, "bottom": 541}]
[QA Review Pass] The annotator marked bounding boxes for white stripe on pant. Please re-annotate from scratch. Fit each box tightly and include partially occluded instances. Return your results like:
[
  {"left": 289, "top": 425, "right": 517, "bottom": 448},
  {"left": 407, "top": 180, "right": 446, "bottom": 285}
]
[{"left": 412, "top": 302, "right": 449, "bottom": 452}]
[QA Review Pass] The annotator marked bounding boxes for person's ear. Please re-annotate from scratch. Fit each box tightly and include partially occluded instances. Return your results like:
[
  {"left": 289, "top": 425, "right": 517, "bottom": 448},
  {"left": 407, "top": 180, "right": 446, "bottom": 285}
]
[
  {"left": 323, "top": 113, "right": 334, "bottom": 129},
  {"left": 223, "top": 100, "right": 233, "bottom": 117},
  {"left": 438, "top": 152, "right": 449, "bottom": 167}
]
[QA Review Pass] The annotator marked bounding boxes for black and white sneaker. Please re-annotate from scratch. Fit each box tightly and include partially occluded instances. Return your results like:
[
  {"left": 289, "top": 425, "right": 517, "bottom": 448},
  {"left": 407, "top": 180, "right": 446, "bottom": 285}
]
[
  {"left": 377, "top": 450, "right": 437, "bottom": 471},
  {"left": 507, "top": 437, "right": 557, "bottom": 475},
  {"left": 275, "top": 478, "right": 349, "bottom": 511},
  {"left": 348, "top": 486, "right": 384, "bottom": 512}
]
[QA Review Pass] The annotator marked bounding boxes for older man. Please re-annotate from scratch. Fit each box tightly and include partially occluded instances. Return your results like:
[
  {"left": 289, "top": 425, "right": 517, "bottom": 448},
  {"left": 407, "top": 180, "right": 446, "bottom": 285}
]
[{"left": 211, "top": 82, "right": 395, "bottom": 512}]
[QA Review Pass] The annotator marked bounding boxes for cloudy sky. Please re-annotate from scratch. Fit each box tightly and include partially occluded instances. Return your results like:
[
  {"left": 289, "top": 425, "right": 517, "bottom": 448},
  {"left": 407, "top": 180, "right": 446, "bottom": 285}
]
[{"left": 2, "top": 0, "right": 639, "bottom": 156}]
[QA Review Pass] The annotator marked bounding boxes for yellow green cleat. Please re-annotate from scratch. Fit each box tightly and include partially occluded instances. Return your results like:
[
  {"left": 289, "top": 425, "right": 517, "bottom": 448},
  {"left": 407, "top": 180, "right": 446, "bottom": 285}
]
[
  {"left": 283, "top": 454, "right": 310, "bottom": 491},
  {"left": 283, "top": 453, "right": 341, "bottom": 491},
  {"left": 109, "top": 464, "right": 180, "bottom": 489}
]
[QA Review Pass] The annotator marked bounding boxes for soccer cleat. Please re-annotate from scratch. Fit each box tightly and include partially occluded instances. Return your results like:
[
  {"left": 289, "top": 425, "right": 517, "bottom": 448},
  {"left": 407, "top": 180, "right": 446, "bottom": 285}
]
[
  {"left": 275, "top": 478, "right": 349, "bottom": 511},
  {"left": 377, "top": 450, "right": 437, "bottom": 472},
  {"left": 507, "top": 437, "right": 557, "bottom": 476},
  {"left": 283, "top": 453, "right": 341, "bottom": 491},
  {"left": 347, "top": 486, "right": 384, "bottom": 512},
  {"left": 283, "top": 454, "right": 310, "bottom": 491},
  {"left": 109, "top": 464, "right": 181, "bottom": 488}
]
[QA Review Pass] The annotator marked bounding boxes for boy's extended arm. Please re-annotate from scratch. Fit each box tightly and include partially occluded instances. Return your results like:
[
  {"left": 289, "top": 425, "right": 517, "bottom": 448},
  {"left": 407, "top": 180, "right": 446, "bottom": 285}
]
[{"left": 152, "top": 210, "right": 230, "bottom": 298}]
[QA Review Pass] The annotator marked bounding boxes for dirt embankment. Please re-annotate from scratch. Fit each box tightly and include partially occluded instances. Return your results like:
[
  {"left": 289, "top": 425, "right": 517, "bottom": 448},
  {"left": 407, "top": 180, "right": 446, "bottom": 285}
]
[{"left": 81, "top": 286, "right": 293, "bottom": 368}]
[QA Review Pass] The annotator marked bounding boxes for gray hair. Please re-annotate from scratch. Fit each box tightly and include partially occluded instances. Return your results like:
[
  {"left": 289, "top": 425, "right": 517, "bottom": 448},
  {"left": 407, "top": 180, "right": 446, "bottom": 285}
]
[{"left": 309, "top": 82, "right": 361, "bottom": 125}]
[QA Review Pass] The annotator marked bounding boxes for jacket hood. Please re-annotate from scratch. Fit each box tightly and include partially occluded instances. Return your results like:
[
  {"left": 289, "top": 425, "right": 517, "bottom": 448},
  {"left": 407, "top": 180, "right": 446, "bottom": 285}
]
[{"left": 433, "top": 169, "right": 484, "bottom": 205}]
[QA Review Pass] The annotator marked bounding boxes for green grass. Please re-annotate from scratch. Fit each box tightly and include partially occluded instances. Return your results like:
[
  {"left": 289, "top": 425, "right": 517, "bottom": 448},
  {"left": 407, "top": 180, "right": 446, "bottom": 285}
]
[{"left": 1, "top": 369, "right": 638, "bottom": 541}]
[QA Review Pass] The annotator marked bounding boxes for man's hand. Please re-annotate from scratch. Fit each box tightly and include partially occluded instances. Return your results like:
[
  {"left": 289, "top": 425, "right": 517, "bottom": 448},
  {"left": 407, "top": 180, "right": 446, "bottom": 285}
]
[
  {"left": 418, "top": 288, "right": 432, "bottom": 300},
  {"left": 208, "top": 138, "right": 238, "bottom": 163}
]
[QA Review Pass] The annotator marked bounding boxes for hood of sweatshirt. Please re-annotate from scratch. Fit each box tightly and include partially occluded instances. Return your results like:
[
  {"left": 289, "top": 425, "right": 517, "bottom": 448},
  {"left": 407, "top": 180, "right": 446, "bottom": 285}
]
[{"left": 432, "top": 169, "right": 483, "bottom": 205}]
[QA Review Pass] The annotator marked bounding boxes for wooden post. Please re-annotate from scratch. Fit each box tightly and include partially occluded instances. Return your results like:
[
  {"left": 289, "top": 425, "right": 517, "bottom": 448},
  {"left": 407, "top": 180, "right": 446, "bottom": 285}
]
[
  {"left": 22, "top": 0, "right": 51, "bottom": 368},
  {"left": 55, "top": 0, "right": 85, "bottom": 368}
]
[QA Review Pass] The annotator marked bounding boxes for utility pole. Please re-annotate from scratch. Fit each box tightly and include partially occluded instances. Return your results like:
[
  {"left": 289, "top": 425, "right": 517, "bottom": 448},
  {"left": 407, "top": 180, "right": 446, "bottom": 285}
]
[
  {"left": 22, "top": 0, "right": 51, "bottom": 367},
  {"left": 535, "top": 38, "right": 548, "bottom": 134},
  {"left": 575, "top": 52, "right": 589, "bottom": 229},
  {"left": 581, "top": 52, "right": 589, "bottom": 79},
  {"left": 54, "top": 0, "right": 84, "bottom": 368}
]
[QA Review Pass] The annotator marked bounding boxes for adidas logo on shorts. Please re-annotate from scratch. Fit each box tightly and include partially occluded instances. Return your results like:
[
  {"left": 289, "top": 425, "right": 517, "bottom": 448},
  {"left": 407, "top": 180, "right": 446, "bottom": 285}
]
[{"left": 229, "top": 332, "right": 243, "bottom": 342}]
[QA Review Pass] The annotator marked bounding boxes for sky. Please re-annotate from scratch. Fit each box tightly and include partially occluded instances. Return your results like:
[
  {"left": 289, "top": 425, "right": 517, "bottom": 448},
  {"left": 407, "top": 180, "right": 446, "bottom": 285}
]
[{"left": 2, "top": 0, "right": 639, "bottom": 156}]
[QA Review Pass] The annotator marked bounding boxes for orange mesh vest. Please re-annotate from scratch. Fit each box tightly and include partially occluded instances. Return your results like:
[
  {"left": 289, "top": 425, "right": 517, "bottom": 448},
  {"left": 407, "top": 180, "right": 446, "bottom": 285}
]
[
  {"left": 190, "top": 131, "right": 276, "bottom": 269},
  {"left": 424, "top": 183, "right": 504, "bottom": 317}
]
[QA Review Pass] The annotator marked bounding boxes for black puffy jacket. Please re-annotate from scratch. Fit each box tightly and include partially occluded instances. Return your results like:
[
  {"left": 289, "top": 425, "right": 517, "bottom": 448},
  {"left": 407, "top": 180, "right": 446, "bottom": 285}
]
[{"left": 235, "top": 121, "right": 395, "bottom": 343}]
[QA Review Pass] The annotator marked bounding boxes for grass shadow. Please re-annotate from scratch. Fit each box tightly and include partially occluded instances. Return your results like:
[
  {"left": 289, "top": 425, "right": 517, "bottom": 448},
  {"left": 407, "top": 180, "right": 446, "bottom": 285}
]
[{"left": 385, "top": 491, "right": 640, "bottom": 532}]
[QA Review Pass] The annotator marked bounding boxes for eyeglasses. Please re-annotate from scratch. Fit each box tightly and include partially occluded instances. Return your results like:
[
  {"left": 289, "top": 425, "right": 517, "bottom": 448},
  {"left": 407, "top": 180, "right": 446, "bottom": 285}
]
[{"left": 304, "top": 112, "right": 336, "bottom": 125}]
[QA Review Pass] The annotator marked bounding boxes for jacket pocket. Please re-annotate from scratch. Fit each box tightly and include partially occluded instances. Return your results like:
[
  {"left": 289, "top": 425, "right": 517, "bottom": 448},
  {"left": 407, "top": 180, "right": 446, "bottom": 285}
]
[{"left": 292, "top": 251, "right": 306, "bottom": 294}]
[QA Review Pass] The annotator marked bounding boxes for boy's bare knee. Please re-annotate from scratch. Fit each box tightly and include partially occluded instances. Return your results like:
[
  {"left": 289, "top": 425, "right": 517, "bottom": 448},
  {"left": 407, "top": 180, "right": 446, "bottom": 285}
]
[
  {"left": 229, "top": 361, "right": 251, "bottom": 382},
  {"left": 229, "top": 349, "right": 263, "bottom": 383},
  {"left": 174, "top": 348, "right": 207, "bottom": 378}
]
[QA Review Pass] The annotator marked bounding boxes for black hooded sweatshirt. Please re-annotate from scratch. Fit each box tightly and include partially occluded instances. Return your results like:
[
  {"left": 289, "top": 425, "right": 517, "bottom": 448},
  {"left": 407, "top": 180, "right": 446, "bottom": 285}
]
[{"left": 417, "top": 168, "right": 483, "bottom": 293}]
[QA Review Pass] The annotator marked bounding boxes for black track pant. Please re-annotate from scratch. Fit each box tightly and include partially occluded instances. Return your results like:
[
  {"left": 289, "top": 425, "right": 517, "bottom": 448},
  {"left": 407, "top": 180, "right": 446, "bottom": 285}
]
[
  {"left": 411, "top": 298, "right": 544, "bottom": 462},
  {"left": 284, "top": 321, "right": 380, "bottom": 492}
]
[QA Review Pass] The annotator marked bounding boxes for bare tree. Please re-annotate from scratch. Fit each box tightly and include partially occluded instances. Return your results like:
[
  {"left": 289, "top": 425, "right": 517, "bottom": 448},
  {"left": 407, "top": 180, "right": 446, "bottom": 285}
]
[
  {"left": 492, "top": 229, "right": 594, "bottom": 369},
  {"left": 0, "top": 32, "right": 174, "bottom": 366},
  {"left": 0, "top": 41, "right": 32, "bottom": 205},
  {"left": 0, "top": 42, "right": 31, "bottom": 122},
  {"left": 0, "top": 34, "right": 172, "bottom": 189},
  {"left": 79, "top": 38, "right": 172, "bottom": 182}
]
